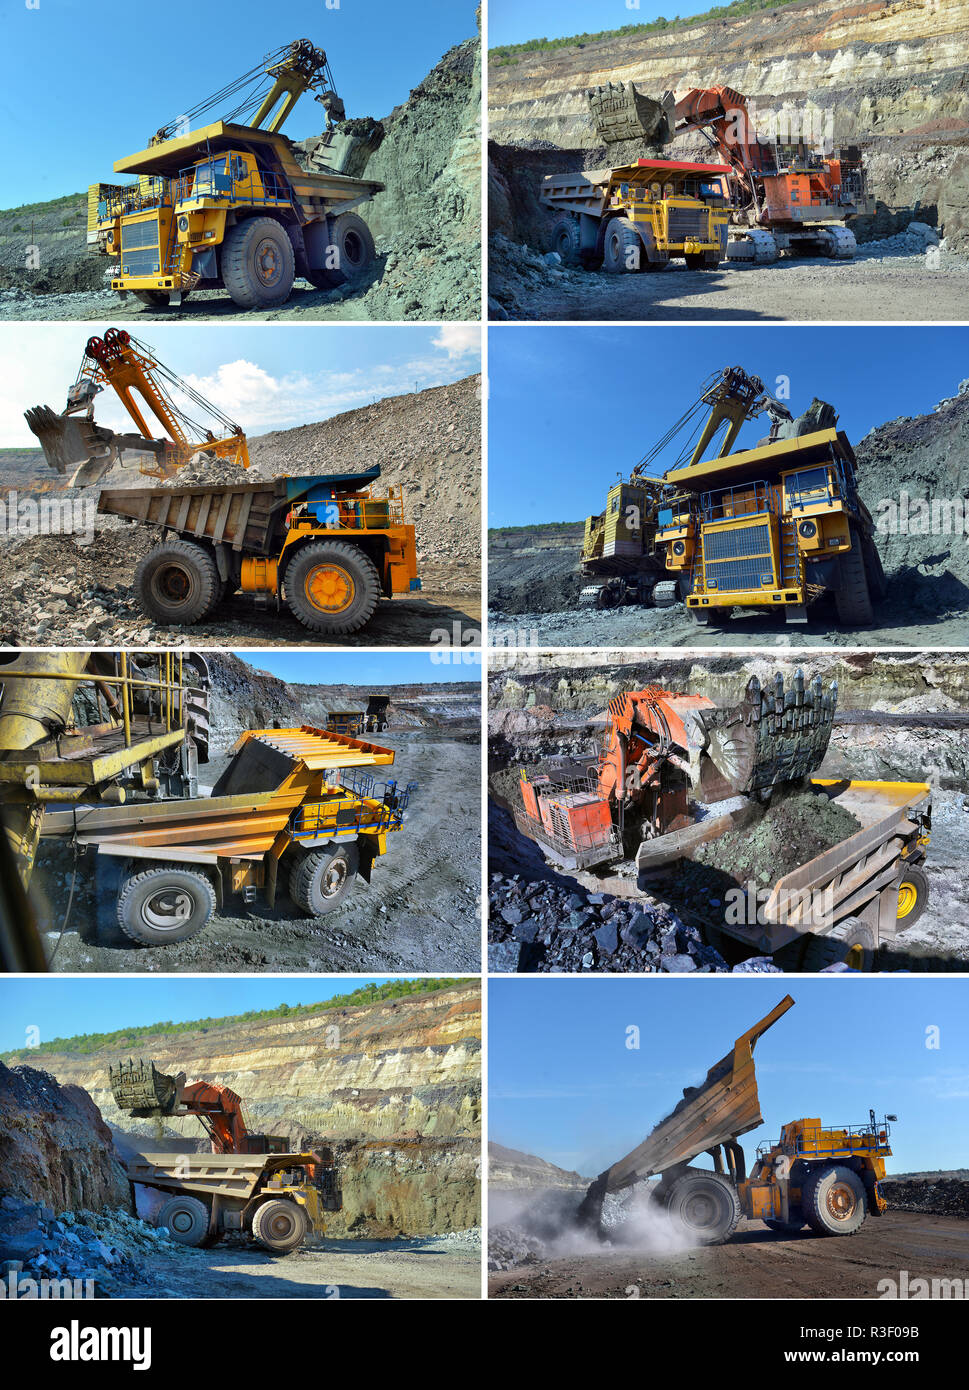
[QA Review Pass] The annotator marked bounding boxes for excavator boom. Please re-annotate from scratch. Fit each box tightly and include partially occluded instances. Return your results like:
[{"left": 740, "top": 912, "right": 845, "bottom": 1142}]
[{"left": 109, "top": 1058, "right": 286, "bottom": 1155}]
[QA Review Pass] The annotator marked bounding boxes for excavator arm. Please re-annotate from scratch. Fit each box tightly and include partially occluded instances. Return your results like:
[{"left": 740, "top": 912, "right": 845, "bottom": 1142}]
[
  {"left": 26, "top": 327, "right": 249, "bottom": 487},
  {"left": 109, "top": 1059, "right": 285, "bottom": 1155}
]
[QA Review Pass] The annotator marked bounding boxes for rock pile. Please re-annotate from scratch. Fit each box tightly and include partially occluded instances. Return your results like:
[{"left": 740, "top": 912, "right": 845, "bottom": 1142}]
[
  {"left": 881, "top": 1177, "right": 969, "bottom": 1219},
  {"left": 0, "top": 1197, "right": 179, "bottom": 1297}
]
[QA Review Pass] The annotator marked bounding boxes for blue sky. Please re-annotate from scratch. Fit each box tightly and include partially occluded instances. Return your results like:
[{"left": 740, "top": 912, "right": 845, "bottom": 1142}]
[
  {"left": 0, "top": 322, "right": 479, "bottom": 448},
  {"left": 489, "top": 978, "right": 969, "bottom": 1176},
  {"left": 4, "top": 1, "right": 476, "bottom": 207},
  {"left": 0, "top": 978, "right": 397, "bottom": 1054},
  {"left": 490, "top": 0, "right": 683, "bottom": 47},
  {"left": 488, "top": 324, "right": 969, "bottom": 527},
  {"left": 239, "top": 650, "right": 480, "bottom": 683}
]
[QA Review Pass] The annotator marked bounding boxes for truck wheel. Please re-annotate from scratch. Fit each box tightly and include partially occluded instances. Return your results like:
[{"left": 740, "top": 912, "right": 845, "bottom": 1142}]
[
  {"left": 834, "top": 524, "right": 874, "bottom": 626},
  {"left": 135, "top": 540, "right": 221, "bottom": 625},
  {"left": 314, "top": 212, "right": 376, "bottom": 287},
  {"left": 117, "top": 866, "right": 216, "bottom": 945},
  {"left": 602, "top": 218, "right": 643, "bottom": 273},
  {"left": 800, "top": 918, "right": 875, "bottom": 973},
  {"left": 157, "top": 1196, "right": 210, "bottom": 1247},
  {"left": 665, "top": 1172, "right": 742, "bottom": 1245},
  {"left": 252, "top": 1200, "right": 308, "bottom": 1254},
  {"left": 862, "top": 534, "right": 888, "bottom": 601},
  {"left": 894, "top": 863, "right": 929, "bottom": 927},
  {"left": 284, "top": 541, "right": 380, "bottom": 634},
  {"left": 549, "top": 215, "right": 581, "bottom": 266},
  {"left": 221, "top": 217, "right": 295, "bottom": 308},
  {"left": 803, "top": 1165, "right": 867, "bottom": 1236},
  {"left": 289, "top": 842, "right": 359, "bottom": 916}
]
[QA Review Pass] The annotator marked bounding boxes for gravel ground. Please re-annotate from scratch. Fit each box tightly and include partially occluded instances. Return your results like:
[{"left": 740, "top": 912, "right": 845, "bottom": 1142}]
[
  {"left": 488, "top": 233, "right": 969, "bottom": 322},
  {"left": 33, "top": 730, "right": 482, "bottom": 974}
]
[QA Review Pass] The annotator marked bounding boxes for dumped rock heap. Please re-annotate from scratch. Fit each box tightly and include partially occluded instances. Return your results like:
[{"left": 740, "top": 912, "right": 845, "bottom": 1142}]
[
  {"left": 881, "top": 1178, "right": 969, "bottom": 1219},
  {"left": 488, "top": 872, "right": 739, "bottom": 974},
  {"left": 0, "top": 1196, "right": 180, "bottom": 1296},
  {"left": 689, "top": 789, "right": 862, "bottom": 885}
]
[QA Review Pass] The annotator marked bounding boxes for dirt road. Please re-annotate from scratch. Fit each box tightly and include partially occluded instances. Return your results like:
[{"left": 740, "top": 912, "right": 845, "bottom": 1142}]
[
  {"left": 489, "top": 243, "right": 969, "bottom": 322},
  {"left": 489, "top": 1212, "right": 969, "bottom": 1299},
  {"left": 123, "top": 1235, "right": 481, "bottom": 1301},
  {"left": 35, "top": 730, "right": 482, "bottom": 974}
]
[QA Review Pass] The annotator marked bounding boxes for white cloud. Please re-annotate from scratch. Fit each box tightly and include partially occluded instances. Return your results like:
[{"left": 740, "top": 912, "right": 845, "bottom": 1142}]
[{"left": 432, "top": 324, "right": 481, "bottom": 359}]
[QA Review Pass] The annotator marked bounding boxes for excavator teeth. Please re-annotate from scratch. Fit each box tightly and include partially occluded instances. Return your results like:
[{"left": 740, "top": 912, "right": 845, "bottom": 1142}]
[{"left": 700, "top": 671, "right": 837, "bottom": 798}]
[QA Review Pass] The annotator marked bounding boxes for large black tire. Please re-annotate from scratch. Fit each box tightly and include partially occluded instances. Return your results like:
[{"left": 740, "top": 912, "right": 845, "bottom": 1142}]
[
  {"left": 117, "top": 866, "right": 216, "bottom": 945},
  {"left": 289, "top": 842, "right": 360, "bottom": 916},
  {"left": 549, "top": 215, "right": 582, "bottom": 267},
  {"left": 133, "top": 289, "right": 192, "bottom": 308},
  {"left": 306, "top": 213, "right": 375, "bottom": 289},
  {"left": 602, "top": 218, "right": 643, "bottom": 273},
  {"left": 834, "top": 524, "right": 874, "bottom": 626},
  {"left": 221, "top": 217, "right": 295, "bottom": 308},
  {"left": 157, "top": 1195, "right": 209, "bottom": 1247},
  {"left": 862, "top": 533, "right": 889, "bottom": 602},
  {"left": 800, "top": 917, "right": 876, "bottom": 973},
  {"left": 894, "top": 863, "right": 929, "bottom": 928},
  {"left": 283, "top": 541, "right": 381, "bottom": 635},
  {"left": 252, "top": 1199, "right": 308, "bottom": 1254},
  {"left": 803, "top": 1165, "right": 867, "bottom": 1236},
  {"left": 665, "top": 1172, "right": 742, "bottom": 1245},
  {"left": 134, "top": 539, "right": 221, "bottom": 625}
]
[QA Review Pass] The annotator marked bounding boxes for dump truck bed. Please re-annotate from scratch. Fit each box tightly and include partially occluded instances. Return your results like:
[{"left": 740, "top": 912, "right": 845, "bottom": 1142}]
[
  {"left": 128, "top": 1151, "right": 315, "bottom": 1202},
  {"left": 598, "top": 996, "right": 794, "bottom": 1193},
  {"left": 97, "top": 466, "right": 383, "bottom": 556},
  {"left": 40, "top": 725, "right": 396, "bottom": 863}
]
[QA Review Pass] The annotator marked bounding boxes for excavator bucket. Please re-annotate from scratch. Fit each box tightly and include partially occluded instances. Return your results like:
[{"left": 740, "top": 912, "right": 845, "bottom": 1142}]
[
  {"left": 23, "top": 405, "right": 116, "bottom": 486},
  {"left": 109, "top": 1058, "right": 181, "bottom": 1117},
  {"left": 587, "top": 82, "right": 673, "bottom": 146},
  {"left": 696, "top": 671, "right": 837, "bottom": 803},
  {"left": 577, "top": 994, "right": 795, "bottom": 1232}
]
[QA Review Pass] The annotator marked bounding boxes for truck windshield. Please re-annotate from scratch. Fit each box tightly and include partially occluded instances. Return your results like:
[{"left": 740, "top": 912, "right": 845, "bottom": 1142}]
[{"left": 788, "top": 466, "right": 831, "bottom": 498}]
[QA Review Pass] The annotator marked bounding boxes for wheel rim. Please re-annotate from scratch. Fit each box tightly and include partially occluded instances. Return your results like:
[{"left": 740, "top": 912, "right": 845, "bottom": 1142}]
[
  {"left": 845, "top": 943, "right": 866, "bottom": 970},
  {"left": 255, "top": 237, "right": 283, "bottom": 286},
  {"left": 141, "top": 887, "right": 195, "bottom": 933},
  {"left": 342, "top": 230, "right": 364, "bottom": 268},
  {"left": 156, "top": 565, "right": 193, "bottom": 603},
  {"left": 824, "top": 1182, "right": 857, "bottom": 1222},
  {"left": 896, "top": 881, "right": 918, "bottom": 919},
  {"left": 320, "top": 857, "right": 348, "bottom": 898},
  {"left": 305, "top": 563, "right": 354, "bottom": 614},
  {"left": 266, "top": 1208, "right": 298, "bottom": 1240},
  {"left": 169, "top": 1206, "right": 197, "bottom": 1235},
  {"left": 555, "top": 229, "right": 570, "bottom": 256},
  {"left": 680, "top": 1186, "right": 726, "bottom": 1233}
]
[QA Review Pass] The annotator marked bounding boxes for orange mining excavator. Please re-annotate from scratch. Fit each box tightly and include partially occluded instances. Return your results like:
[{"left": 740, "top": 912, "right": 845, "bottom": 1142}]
[
  {"left": 109, "top": 1058, "right": 288, "bottom": 1155},
  {"left": 515, "top": 671, "right": 837, "bottom": 871},
  {"left": 25, "top": 326, "right": 249, "bottom": 487},
  {"left": 588, "top": 82, "right": 869, "bottom": 262}
]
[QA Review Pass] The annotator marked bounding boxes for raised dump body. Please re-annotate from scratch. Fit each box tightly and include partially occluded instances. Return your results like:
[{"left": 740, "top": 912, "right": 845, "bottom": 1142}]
[
  {"left": 41, "top": 725, "right": 414, "bottom": 943},
  {"left": 578, "top": 996, "right": 793, "bottom": 1229},
  {"left": 97, "top": 464, "right": 421, "bottom": 635}
]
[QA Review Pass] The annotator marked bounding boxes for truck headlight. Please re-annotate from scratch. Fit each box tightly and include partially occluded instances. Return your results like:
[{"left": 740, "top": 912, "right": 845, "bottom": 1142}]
[{"left": 798, "top": 519, "right": 818, "bottom": 539}]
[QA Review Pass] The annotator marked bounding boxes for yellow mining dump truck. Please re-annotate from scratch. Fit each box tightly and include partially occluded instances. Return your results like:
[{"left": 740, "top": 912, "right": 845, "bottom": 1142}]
[
  {"left": 89, "top": 40, "right": 382, "bottom": 309},
  {"left": 97, "top": 464, "right": 420, "bottom": 636},
  {"left": 579, "top": 995, "right": 897, "bottom": 1244},
  {"left": 325, "top": 708, "right": 366, "bottom": 737},
  {"left": 654, "top": 366, "right": 885, "bottom": 627},
  {"left": 126, "top": 1152, "right": 340, "bottom": 1254},
  {"left": 40, "top": 725, "right": 416, "bottom": 945},
  {"left": 541, "top": 159, "right": 731, "bottom": 272}
]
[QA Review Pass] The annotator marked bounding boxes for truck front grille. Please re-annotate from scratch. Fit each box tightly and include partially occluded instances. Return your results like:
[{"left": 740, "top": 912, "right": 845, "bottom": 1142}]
[
  {"left": 667, "top": 208, "right": 707, "bottom": 241},
  {"left": 121, "top": 219, "right": 159, "bottom": 250},
  {"left": 120, "top": 247, "right": 160, "bottom": 276},
  {"left": 704, "top": 521, "right": 774, "bottom": 592}
]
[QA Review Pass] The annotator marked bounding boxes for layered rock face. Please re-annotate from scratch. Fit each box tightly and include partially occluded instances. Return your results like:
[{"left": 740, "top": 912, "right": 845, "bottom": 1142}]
[
  {"left": 488, "top": 0, "right": 969, "bottom": 245},
  {"left": 3, "top": 984, "right": 481, "bottom": 1236},
  {"left": 489, "top": 1142, "right": 589, "bottom": 1191},
  {"left": 0, "top": 1063, "right": 130, "bottom": 1214}
]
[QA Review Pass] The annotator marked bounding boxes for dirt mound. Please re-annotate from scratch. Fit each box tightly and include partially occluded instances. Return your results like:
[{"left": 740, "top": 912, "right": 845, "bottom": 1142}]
[
  {"left": 882, "top": 1178, "right": 969, "bottom": 1219},
  {"left": 0, "top": 1062, "right": 130, "bottom": 1213},
  {"left": 690, "top": 788, "right": 861, "bottom": 885}
]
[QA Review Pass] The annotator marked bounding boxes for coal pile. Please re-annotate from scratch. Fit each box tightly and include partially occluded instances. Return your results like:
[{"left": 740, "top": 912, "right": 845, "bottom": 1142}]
[
  {"left": 488, "top": 872, "right": 731, "bottom": 974},
  {"left": 881, "top": 1178, "right": 969, "bottom": 1219},
  {"left": 689, "top": 789, "right": 862, "bottom": 885},
  {"left": 0, "top": 1196, "right": 179, "bottom": 1296}
]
